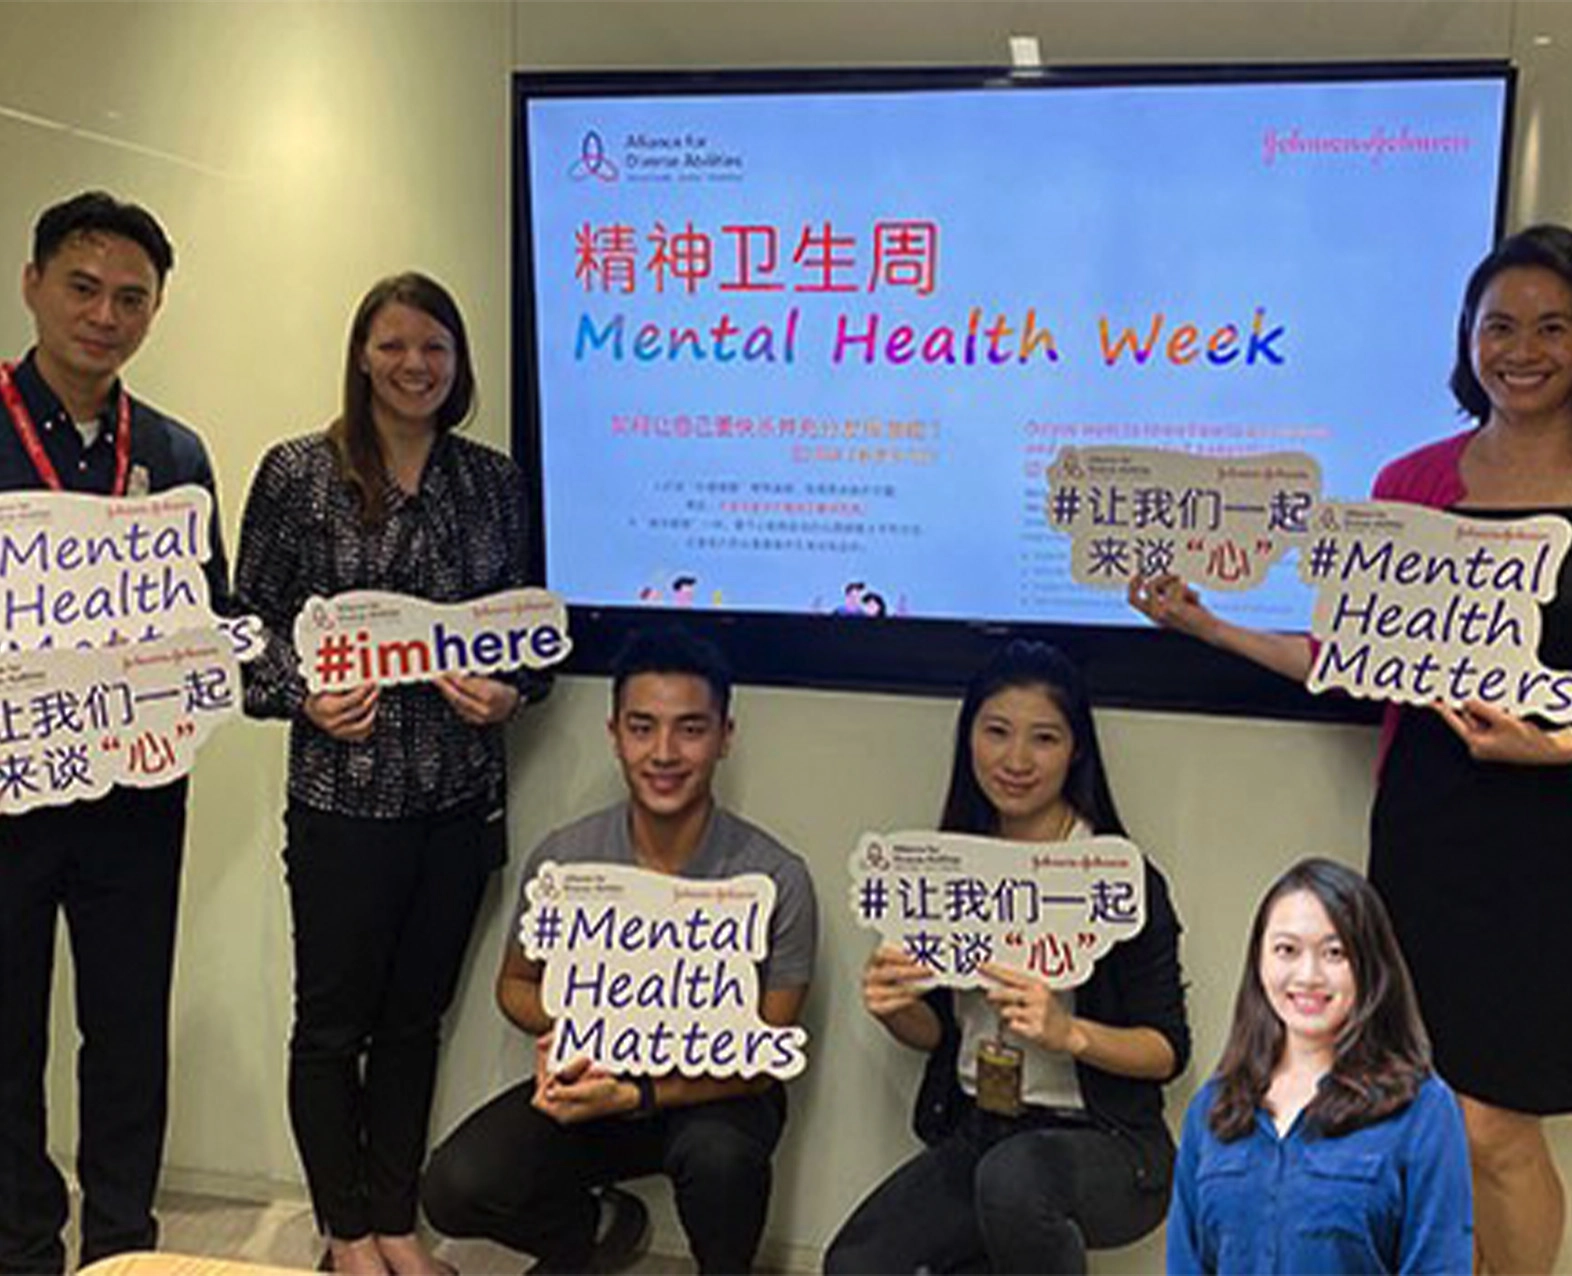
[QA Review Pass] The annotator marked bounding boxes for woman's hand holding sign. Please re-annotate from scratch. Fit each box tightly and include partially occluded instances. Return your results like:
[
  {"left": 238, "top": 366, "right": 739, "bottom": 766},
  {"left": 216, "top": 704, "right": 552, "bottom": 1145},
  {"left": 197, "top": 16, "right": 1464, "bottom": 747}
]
[
  {"left": 862, "top": 945, "right": 941, "bottom": 1053},
  {"left": 862, "top": 945, "right": 931, "bottom": 1017},
  {"left": 981, "top": 963, "right": 1085, "bottom": 1056},
  {"left": 435, "top": 672, "right": 520, "bottom": 725},
  {"left": 1129, "top": 572, "right": 1313, "bottom": 682},
  {"left": 303, "top": 683, "right": 379, "bottom": 742},
  {"left": 1127, "top": 573, "right": 1217, "bottom": 642},
  {"left": 1435, "top": 699, "right": 1572, "bottom": 765}
]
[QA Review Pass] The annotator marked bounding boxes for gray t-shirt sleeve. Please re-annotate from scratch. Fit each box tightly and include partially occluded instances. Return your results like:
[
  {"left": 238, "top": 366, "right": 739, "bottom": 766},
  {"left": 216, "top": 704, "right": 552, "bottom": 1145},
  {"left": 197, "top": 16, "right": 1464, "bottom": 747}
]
[
  {"left": 763, "top": 851, "right": 817, "bottom": 990},
  {"left": 508, "top": 836, "right": 550, "bottom": 955}
]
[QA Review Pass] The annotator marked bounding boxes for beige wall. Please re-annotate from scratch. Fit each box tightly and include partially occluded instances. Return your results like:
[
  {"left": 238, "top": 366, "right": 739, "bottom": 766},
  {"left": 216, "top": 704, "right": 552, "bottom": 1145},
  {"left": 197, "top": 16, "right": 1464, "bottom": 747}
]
[{"left": 1, "top": 2, "right": 1568, "bottom": 1270}]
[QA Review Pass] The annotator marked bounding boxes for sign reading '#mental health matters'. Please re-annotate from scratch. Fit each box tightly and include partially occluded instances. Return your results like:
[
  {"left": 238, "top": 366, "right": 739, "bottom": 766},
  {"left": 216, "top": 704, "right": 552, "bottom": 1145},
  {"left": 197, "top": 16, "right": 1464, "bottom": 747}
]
[
  {"left": 1045, "top": 446, "right": 1321, "bottom": 591},
  {"left": 1304, "top": 502, "right": 1572, "bottom": 718},
  {"left": 521, "top": 862, "right": 808, "bottom": 1080},
  {"left": 294, "top": 588, "right": 572, "bottom": 693},
  {"left": 0, "top": 485, "right": 258, "bottom": 658},
  {"left": 848, "top": 832, "right": 1147, "bottom": 989}
]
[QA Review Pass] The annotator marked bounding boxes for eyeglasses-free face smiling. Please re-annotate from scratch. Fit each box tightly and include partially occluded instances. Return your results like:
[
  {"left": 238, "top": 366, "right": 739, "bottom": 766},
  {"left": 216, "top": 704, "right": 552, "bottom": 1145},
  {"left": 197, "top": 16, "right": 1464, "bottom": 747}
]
[
  {"left": 1259, "top": 888, "right": 1357, "bottom": 1054},
  {"left": 359, "top": 301, "right": 457, "bottom": 432},
  {"left": 610, "top": 672, "right": 732, "bottom": 825},
  {"left": 969, "top": 684, "right": 1075, "bottom": 841},
  {"left": 1471, "top": 265, "right": 1572, "bottom": 429}
]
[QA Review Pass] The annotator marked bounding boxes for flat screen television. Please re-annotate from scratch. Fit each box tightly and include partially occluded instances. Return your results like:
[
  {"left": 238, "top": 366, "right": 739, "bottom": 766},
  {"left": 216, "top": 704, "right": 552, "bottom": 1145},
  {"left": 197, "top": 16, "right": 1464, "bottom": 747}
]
[{"left": 512, "top": 62, "right": 1514, "bottom": 715}]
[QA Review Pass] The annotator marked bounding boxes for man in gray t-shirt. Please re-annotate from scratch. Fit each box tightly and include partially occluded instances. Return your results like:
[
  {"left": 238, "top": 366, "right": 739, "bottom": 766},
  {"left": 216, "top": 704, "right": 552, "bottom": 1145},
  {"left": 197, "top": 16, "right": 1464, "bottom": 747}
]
[{"left": 422, "top": 627, "right": 818, "bottom": 1274}]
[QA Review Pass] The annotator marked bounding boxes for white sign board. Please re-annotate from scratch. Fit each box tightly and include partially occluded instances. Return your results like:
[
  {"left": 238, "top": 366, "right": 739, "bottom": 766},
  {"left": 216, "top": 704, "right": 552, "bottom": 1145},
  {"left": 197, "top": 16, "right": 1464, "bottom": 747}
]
[
  {"left": 0, "top": 627, "right": 239, "bottom": 813},
  {"left": 521, "top": 861, "right": 808, "bottom": 1079},
  {"left": 1305, "top": 501, "right": 1572, "bottom": 718},
  {"left": 295, "top": 587, "right": 571, "bottom": 693},
  {"left": 848, "top": 831, "right": 1147, "bottom": 989},
  {"left": 1046, "top": 446, "right": 1321, "bottom": 590},
  {"left": 0, "top": 485, "right": 258, "bottom": 659}
]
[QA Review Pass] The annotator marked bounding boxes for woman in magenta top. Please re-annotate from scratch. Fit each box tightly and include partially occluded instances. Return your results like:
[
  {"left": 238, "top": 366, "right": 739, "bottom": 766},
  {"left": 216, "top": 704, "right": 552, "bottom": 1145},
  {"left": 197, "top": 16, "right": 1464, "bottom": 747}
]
[{"left": 1131, "top": 223, "right": 1572, "bottom": 1274}]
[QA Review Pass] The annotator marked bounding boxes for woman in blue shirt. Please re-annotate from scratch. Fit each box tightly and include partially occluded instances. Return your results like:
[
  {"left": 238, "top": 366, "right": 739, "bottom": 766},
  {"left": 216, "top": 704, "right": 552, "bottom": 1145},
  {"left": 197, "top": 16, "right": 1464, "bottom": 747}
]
[
  {"left": 825, "top": 641, "right": 1190, "bottom": 1274},
  {"left": 1167, "top": 858, "right": 1471, "bottom": 1274}
]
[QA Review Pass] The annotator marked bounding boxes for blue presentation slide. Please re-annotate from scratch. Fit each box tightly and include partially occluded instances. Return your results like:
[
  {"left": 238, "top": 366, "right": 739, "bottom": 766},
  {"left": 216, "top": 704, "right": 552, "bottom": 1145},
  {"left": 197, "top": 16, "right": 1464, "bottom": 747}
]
[{"left": 520, "top": 75, "right": 1508, "bottom": 629}]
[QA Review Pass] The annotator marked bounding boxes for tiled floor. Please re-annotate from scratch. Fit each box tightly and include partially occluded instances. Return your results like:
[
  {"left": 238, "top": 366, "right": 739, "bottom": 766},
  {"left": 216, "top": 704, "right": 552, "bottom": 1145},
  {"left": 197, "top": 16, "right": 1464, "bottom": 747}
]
[{"left": 66, "top": 1191, "right": 696, "bottom": 1276}]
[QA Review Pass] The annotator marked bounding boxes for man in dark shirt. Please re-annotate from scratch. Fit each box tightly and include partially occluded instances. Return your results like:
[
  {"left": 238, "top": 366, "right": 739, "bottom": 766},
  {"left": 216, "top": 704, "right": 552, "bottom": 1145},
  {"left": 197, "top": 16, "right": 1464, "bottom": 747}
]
[{"left": 0, "top": 191, "right": 227, "bottom": 1275}]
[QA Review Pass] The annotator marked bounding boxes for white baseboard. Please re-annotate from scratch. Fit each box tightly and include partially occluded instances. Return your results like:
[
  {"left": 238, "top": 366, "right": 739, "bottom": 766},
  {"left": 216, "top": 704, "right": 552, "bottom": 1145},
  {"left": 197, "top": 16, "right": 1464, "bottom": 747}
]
[{"left": 158, "top": 1164, "right": 310, "bottom": 1208}]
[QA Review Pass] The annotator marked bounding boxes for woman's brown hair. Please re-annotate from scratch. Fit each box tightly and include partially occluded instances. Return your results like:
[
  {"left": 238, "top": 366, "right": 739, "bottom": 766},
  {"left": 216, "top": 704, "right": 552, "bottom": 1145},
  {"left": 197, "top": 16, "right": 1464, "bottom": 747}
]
[
  {"left": 1209, "top": 857, "right": 1430, "bottom": 1140},
  {"left": 331, "top": 272, "right": 476, "bottom": 526}
]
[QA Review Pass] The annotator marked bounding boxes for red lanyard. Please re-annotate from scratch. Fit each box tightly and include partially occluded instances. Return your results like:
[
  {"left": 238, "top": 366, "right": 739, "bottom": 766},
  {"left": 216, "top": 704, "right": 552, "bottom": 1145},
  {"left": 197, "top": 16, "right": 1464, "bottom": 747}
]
[{"left": 0, "top": 361, "right": 132, "bottom": 495}]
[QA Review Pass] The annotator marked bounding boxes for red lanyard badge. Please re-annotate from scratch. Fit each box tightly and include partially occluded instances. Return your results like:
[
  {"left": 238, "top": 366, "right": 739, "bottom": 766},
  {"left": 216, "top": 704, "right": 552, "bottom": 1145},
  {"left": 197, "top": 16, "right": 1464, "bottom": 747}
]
[{"left": 0, "top": 361, "right": 132, "bottom": 495}]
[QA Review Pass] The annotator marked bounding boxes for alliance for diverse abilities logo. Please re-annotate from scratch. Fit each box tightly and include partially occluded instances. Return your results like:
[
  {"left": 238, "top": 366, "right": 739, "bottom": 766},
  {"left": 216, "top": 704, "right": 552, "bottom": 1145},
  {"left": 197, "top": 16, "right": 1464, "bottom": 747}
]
[
  {"left": 568, "top": 126, "right": 746, "bottom": 187},
  {"left": 569, "top": 130, "right": 620, "bottom": 182}
]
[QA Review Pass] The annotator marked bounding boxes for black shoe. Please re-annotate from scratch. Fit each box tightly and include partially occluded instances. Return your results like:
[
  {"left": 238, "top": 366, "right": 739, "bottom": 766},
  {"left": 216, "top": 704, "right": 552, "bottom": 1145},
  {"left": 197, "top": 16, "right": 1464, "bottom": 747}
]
[
  {"left": 589, "top": 1186, "right": 650, "bottom": 1274},
  {"left": 523, "top": 1187, "right": 650, "bottom": 1275}
]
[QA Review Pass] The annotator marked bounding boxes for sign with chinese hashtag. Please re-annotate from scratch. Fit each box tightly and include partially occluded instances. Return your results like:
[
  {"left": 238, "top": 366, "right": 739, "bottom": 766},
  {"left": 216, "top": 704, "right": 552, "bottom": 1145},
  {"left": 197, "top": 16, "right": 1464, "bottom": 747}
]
[
  {"left": 0, "top": 627, "right": 239, "bottom": 814},
  {"left": 1304, "top": 501, "right": 1572, "bottom": 719},
  {"left": 1046, "top": 446, "right": 1321, "bottom": 591},
  {"left": 848, "top": 832, "right": 1147, "bottom": 990},
  {"left": 295, "top": 588, "right": 572, "bottom": 693},
  {"left": 520, "top": 861, "right": 808, "bottom": 1080},
  {"left": 0, "top": 485, "right": 259, "bottom": 660}
]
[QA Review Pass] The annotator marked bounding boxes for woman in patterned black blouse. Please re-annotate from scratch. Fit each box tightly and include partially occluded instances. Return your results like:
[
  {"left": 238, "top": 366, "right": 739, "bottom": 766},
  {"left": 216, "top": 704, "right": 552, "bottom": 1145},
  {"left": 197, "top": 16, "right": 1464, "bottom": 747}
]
[{"left": 237, "top": 274, "right": 540, "bottom": 1276}]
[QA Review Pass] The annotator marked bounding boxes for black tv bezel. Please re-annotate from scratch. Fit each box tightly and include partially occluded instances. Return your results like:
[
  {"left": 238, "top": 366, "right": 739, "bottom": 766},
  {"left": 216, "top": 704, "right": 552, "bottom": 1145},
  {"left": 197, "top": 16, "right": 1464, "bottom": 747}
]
[{"left": 511, "top": 60, "right": 1516, "bottom": 717}]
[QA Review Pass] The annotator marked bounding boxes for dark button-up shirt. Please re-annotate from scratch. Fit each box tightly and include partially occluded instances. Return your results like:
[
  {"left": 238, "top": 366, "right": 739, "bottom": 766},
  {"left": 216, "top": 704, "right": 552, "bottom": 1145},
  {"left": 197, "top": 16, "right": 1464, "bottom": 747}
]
[
  {"left": 0, "top": 349, "right": 229, "bottom": 617},
  {"left": 236, "top": 429, "right": 541, "bottom": 819}
]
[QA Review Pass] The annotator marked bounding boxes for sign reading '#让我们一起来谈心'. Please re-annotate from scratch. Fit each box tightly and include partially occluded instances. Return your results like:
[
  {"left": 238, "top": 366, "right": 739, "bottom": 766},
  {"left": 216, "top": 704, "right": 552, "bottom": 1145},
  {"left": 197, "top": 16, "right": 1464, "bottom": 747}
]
[
  {"left": 848, "top": 831, "right": 1147, "bottom": 991},
  {"left": 1046, "top": 445, "right": 1321, "bottom": 592},
  {"left": 0, "top": 628, "right": 238, "bottom": 814}
]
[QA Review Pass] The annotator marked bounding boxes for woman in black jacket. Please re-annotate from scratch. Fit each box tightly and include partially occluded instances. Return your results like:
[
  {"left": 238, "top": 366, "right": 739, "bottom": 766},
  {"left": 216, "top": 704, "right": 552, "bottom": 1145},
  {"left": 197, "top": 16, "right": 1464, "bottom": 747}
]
[{"left": 825, "top": 640, "right": 1189, "bottom": 1274}]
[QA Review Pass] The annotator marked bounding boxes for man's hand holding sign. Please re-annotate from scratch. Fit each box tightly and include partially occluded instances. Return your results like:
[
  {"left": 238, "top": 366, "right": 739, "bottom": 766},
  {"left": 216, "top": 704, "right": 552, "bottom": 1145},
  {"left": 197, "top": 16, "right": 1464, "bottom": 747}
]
[
  {"left": 515, "top": 862, "right": 807, "bottom": 1131},
  {"left": 422, "top": 635, "right": 816, "bottom": 1275}
]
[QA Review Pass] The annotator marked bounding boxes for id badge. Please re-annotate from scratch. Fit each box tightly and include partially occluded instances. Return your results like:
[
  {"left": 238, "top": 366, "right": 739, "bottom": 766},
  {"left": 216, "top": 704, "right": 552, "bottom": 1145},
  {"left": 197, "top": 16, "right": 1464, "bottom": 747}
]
[{"left": 975, "top": 1037, "right": 1023, "bottom": 1116}]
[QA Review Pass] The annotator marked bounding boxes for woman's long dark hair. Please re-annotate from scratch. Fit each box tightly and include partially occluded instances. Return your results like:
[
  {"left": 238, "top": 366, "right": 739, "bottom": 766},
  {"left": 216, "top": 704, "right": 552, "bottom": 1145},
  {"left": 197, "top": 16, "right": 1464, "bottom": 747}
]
[
  {"left": 1209, "top": 857, "right": 1430, "bottom": 1140},
  {"left": 939, "top": 640, "right": 1126, "bottom": 837},
  {"left": 331, "top": 272, "right": 477, "bottom": 526}
]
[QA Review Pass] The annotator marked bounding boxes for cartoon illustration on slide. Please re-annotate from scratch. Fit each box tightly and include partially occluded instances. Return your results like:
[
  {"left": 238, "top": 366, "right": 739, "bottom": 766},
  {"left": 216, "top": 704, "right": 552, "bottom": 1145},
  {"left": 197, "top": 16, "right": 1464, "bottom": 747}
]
[
  {"left": 636, "top": 573, "right": 724, "bottom": 608},
  {"left": 834, "top": 581, "right": 867, "bottom": 614},
  {"left": 818, "top": 579, "right": 907, "bottom": 617}
]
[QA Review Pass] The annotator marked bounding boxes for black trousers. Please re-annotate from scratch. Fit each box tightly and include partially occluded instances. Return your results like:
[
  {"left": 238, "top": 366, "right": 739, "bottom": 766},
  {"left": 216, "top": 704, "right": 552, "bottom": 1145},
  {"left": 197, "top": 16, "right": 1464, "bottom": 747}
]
[
  {"left": 0, "top": 782, "right": 188, "bottom": 1276},
  {"left": 421, "top": 1079, "right": 786, "bottom": 1275},
  {"left": 823, "top": 1103, "right": 1170, "bottom": 1275},
  {"left": 284, "top": 800, "right": 499, "bottom": 1241}
]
